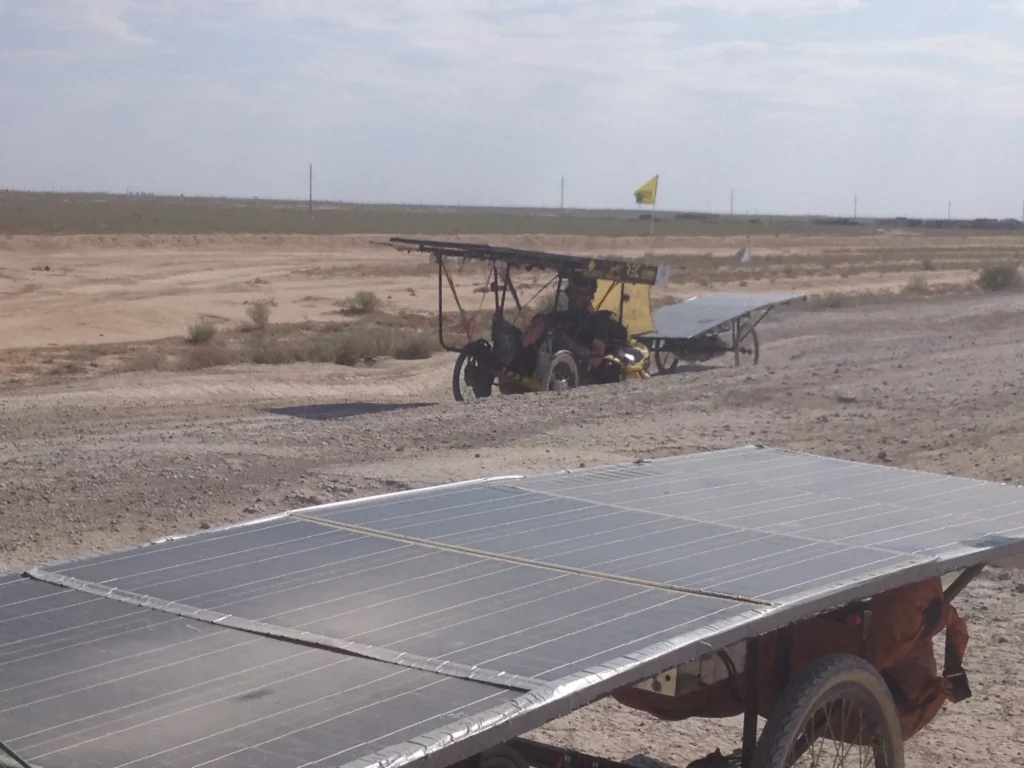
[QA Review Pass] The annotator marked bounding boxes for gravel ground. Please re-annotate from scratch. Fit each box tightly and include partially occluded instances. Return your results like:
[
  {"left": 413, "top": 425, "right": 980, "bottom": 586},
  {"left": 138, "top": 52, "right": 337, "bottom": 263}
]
[{"left": 3, "top": 292, "right": 1024, "bottom": 766}]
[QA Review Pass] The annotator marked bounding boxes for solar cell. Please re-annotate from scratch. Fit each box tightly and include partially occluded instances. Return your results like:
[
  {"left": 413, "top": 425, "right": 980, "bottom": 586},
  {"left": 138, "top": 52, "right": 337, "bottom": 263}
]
[
  {"left": 0, "top": 579, "right": 515, "bottom": 768},
  {"left": 4, "top": 445, "right": 1023, "bottom": 768}
]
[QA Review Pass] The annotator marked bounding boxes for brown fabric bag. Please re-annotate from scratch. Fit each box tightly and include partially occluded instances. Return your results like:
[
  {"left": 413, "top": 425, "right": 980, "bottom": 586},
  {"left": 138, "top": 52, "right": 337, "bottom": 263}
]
[{"left": 612, "top": 578, "right": 970, "bottom": 742}]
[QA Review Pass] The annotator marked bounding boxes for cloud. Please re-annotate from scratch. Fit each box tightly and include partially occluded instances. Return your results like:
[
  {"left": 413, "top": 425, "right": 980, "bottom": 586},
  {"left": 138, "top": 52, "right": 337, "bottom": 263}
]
[
  {"left": 12, "top": 0, "right": 152, "bottom": 46},
  {"left": 990, "top": 1, "right": 1024, "bottom": 15}
]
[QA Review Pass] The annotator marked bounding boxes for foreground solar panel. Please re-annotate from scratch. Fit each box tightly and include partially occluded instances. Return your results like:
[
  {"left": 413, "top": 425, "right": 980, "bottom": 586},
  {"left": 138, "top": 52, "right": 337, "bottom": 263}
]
[
  {"left": 641, "top": 291, "right": 807, "bottom": 341},
  {"left": 3, "top": 446, "right": 1023, "bottom": 768}
]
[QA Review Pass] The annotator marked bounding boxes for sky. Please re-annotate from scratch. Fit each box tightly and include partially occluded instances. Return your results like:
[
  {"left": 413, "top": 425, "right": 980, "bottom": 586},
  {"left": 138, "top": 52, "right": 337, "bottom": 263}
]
[{"left": 1, "top": 0, "right": 1023, "bottom": 218}]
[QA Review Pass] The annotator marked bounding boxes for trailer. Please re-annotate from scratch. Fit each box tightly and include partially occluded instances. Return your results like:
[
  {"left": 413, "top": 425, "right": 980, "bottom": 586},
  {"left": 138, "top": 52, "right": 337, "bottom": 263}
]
[
  {"left": 639, "top": 292, "right": 807, "bottom": 374},
  {"left": 2, "top": 446, "right": 1021, "bottom": 768}
]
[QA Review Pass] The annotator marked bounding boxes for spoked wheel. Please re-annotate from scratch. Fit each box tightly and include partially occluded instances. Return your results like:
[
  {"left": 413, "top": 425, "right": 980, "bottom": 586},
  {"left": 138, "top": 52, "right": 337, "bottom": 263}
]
[
  {"left": 653, "top": 341, "right": 680, "bottom": 375},
  {"left": 734, "top": 321, "right": 760, "bottom": 366},
  {"left": 542, "top": 351, "right": 580, "bottom": 392},
  {"left": 754, "top": 654, "right": 904, "bottom": 768},
  {"left": 452, "top": 341, "right": 494, "bottom": 402}
]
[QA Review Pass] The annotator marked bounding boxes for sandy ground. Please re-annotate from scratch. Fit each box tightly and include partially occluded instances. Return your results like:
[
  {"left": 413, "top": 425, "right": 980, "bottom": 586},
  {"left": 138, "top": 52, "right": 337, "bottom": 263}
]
[{"left": 2, "top": 230, "right": 1024, "bottom": 766}]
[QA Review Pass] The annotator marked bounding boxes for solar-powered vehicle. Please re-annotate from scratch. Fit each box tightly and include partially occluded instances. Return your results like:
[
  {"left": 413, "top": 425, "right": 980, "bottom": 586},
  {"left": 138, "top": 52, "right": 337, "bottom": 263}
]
[
  {"left": 389, "top": 238, "right": 670, "bottom": 401},
  {"left": 3, "top": 446, "right": 1016, "bottom": 768}
]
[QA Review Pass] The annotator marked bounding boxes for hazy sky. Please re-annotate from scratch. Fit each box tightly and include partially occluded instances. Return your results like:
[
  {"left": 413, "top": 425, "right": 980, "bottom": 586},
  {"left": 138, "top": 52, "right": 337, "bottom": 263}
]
[{"left": 2, "top": 0, "right": 1023, "bottom": 218}]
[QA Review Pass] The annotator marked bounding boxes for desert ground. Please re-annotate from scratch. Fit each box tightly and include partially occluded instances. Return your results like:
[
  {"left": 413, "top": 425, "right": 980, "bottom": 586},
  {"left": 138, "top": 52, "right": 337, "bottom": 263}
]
[{"left": 2, "top": 197, "right": 1024, "bottom": 766}]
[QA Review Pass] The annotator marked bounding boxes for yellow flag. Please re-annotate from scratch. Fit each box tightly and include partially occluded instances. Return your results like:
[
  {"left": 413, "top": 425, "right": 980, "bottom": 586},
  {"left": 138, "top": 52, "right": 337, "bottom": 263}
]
[{"left": 634, "top": 175, "right": 659, "bottom": 206}]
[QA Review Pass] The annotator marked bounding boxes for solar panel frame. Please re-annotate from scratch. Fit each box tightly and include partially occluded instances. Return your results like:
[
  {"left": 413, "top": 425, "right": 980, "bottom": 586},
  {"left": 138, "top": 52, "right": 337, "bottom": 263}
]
[{"left": 4, "top": 446, "right": 1024, "bottom": 768}]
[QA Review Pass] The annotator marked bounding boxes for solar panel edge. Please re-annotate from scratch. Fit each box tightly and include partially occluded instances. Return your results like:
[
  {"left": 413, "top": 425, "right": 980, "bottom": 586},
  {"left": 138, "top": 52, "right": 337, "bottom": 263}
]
[
  {"left": 334, "top": 604, "right": 773, "bottom": 768},
  {"left": 282, "top": 475, "right": 527, "bottom": 521},
  {"left": 508, "top": 445, "right": 767, "bottom": 486},
  {"left": 22, "top": 475, "right": 527, "bottom": 575},
  {"left": 747, "top": 445, "right": 1024, "bottom": 490}
]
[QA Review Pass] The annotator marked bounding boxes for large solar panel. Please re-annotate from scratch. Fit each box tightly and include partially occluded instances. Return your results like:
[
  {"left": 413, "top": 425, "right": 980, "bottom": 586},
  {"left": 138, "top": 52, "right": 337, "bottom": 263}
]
[
  {"left": 3, "top": 446, "right": 1023, "bottom": 768},
  {"left": 640, "top": 291, "right": 807, "bottom": 340}
]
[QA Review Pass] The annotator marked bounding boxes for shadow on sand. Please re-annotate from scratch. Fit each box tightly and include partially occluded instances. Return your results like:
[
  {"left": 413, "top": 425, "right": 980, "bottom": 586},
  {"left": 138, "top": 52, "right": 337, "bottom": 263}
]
[
  {"left": 268, "top": 402, "right": 433, "bottom": 422},
  {"left": 651, "top": 362, "right": 719, "bottom": 376}
]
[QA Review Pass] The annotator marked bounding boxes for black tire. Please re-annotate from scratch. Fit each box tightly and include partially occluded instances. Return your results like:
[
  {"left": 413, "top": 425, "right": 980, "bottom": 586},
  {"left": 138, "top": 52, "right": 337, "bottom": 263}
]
[
  {"left": 754, "top": 654, "right": 904, "bottom": 768},
  {"left": 452, "top": 341, "right": 494, "bottom": 402},
  {"left": 542, "top": 351, "right": 579, "bottom": 392},
  {"left": 735, "top": 322, "right": 760, "bottom": 366}
]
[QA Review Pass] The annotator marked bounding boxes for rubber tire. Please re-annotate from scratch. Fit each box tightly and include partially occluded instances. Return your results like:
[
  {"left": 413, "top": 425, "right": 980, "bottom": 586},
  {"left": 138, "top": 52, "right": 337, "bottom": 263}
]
[
  {"left": 452, "top": 341, "right": 493, "bottom": 402},
  {"left": 542, "top": 351, "right": 580, "bottom": 392},
  {"left": 753, "top": 654, "right": 904, "bottom": 768}
]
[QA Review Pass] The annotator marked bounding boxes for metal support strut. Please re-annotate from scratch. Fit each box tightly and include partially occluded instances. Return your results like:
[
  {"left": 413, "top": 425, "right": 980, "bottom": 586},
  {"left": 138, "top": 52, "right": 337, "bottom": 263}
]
[{"left": 740, "top": 636, "right": 761, "bottom": 768}]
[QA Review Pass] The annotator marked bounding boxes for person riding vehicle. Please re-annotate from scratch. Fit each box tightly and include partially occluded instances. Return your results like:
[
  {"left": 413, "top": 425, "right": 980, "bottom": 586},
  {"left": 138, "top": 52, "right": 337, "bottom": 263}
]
[{"left": 521, "top": 274, "right": 605, "bottom": 368}]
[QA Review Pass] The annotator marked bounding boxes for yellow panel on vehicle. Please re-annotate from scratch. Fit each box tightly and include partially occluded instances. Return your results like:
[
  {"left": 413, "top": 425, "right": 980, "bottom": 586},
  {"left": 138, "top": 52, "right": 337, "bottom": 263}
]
[{"left": 594, "top": 279, "right": 655, "bottom": 337}]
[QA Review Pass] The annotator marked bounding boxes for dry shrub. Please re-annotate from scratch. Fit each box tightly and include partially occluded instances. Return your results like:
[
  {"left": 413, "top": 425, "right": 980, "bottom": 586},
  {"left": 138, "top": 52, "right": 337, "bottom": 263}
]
[
  {"left": 124, "top": 349, "right": 167, "bottom": 372},
  {"left": 187, "top": 318, "right": 217, "bottom": 344},
  {"left": 394, "top": 333, "right": 435, "bottom": 360},
  {"left": 300, "top": 335, "right": 344, "bottom": 364},
  {"left": 921, "top": 257, "right": 936, "bottom": 271},
  {"left": 901, "top": 276, "right": 930, "bottom": 295},
  {"left": 178, "top": 344, "right": 238, "bottom": 370},
  {"left": 809, "top": 291, "right": 850, "bottom": 310},
  {"left": 245, "top": 298, "right": 274, "bottom": 331},
  {"left": 242, "top": 337, "right": 294, "bottom": 365},
  {"left": 978, "top": 263, "right": 1023, "bottom": 293},
  {"left": 327, "top": 327, "right": 438, "bottom": 366},
  {"left": 343, "top": 291, "right": 381, "bottom": 314}
]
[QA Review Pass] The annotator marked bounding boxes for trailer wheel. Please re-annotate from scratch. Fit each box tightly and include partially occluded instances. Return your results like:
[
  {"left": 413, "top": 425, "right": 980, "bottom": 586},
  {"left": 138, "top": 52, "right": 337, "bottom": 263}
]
[
  {"left": 453, "top": 341, "right": 494, "bottom": 402},
  {"left": 734, "top": 322, "right": 760, "bottom": 366},
  {"left": 478, "top": 745, "right": 531, "bottom": 768},
  {"left": 653, "top": 342, "right": 680, "bottom": 375},
  {"left": 754, "top": 654, "right": 904, "bottom": 768}
]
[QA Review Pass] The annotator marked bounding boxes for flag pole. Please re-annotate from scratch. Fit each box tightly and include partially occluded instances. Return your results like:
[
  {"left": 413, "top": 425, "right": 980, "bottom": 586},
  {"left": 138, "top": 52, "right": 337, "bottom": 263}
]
[{"left": 648, "top": 174, "right": 658, "bottom": 237}]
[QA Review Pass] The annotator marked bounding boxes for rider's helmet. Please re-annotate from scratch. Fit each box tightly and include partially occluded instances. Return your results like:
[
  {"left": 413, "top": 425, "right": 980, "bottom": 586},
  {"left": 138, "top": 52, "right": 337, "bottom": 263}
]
[{"left": 565, "top": 273, "right": 598, "bottom": 303}]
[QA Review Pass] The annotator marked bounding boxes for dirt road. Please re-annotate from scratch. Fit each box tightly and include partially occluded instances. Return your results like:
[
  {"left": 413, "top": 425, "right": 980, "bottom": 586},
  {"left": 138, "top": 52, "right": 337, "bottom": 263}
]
[{"left": 3, "top": 286, "right": 1024, "bottom": 766}]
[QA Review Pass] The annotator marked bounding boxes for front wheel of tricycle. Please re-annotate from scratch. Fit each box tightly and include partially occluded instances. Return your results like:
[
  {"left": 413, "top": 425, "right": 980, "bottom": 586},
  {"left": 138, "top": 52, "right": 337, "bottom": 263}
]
[
  {"left": 542, "top": 351, "right": 579, "bottom": 392},
  {"left": 452, "top": 341, "right": 494, "bottom": 402},
  {"left": 754, "top": 654, "right": 904, "bottom": 768}
]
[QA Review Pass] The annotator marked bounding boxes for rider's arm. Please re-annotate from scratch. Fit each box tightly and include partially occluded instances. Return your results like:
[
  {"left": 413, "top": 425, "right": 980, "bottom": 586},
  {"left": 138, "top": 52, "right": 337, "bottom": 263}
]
[{"left": 522, "top": 315, "right": 546, "bottom": 347}]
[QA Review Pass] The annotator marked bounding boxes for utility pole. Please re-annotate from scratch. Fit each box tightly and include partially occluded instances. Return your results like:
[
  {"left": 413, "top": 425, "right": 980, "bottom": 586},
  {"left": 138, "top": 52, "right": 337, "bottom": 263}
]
[
  {"left": 560, "top": 176, "right": 565, "bottom": 214},
  {"left": 309, "top": 164, "right": 313, "bottom": 217},
  {"left": 854, "top": 194, "right": 858, "bottom": 220},
  {"left": 730, "top": 188, "right": 735, "bottom": 216},
  {"left": 948, "top": 200, "right": 951, "bottom": 221}
]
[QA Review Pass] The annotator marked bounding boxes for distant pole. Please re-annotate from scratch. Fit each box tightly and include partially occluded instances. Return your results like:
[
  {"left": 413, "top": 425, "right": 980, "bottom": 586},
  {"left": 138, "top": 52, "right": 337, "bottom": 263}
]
[
  {"left": 730, "top": 188, "right": 735, "bottom": 216},
  {"left": 309, "top": 164, "right": 313, "bottom": 217},
  {"left": 560, "top": 176, "right": 565, "bottom": 214},
  {"left": 948, "top": 200, "right": 951, "bottom": 221},
  {"left": 854, "top": 194, "right": 858, "bottom": 220}
]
